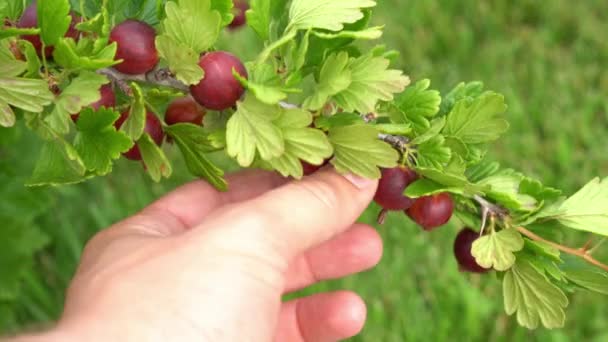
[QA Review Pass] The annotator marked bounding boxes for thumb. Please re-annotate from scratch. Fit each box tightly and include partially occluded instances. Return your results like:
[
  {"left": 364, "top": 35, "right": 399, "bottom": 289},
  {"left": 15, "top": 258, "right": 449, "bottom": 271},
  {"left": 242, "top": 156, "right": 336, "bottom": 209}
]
[{"left": 193, "top": 168, "right": 378, "bottom": 260}]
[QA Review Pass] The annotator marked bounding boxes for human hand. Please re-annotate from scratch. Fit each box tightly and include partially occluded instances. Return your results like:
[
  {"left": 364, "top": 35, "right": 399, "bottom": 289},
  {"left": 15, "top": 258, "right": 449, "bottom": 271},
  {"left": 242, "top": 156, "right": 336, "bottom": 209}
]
[{"left": 17, "top": 169, "right": 382, "bottom": 342}]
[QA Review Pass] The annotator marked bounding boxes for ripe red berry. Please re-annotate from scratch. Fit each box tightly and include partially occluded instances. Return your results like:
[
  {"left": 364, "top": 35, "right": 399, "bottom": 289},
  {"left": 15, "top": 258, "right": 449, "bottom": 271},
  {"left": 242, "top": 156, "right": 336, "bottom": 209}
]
[
  {"left": 454, "top": 228, "right": 491, "bottom": 273},
  {"left": 17, "top": 2, "right": 80, "bottom": 58},
  {"left": 109, "top": 20, "right": 159, "bottom": 75},
  {"left": 71, "top": 84, "right": 116, "bottom": 122},
  {"left": 115, "top": 110, "right": 164, "bottom": 161},
  {"left": 302, "top": 160, "right": 331, "bottom": 176},
  {"left": 374, "top": 167, "right": 418, "bottom": 210},
  {"left": 165, "top": 97, "right": 206, "bottom": 126},
  {"left": 406, "top": 193, "right": 454, "bottom": 230},
  {"left": 228, "top": 0, "right": 249, "bottom": 30},
  {"left": 190, "top": 51, "right": 248, "bottom": 111}
]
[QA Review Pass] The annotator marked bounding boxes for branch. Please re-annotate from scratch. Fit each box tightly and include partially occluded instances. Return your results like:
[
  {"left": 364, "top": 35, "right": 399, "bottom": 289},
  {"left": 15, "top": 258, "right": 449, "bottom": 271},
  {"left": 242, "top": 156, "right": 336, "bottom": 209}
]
[
  {"left": 517, "top": 226, "right": 608, "bottom": 272},
  {"left": 98, "top": 67, "right": 190, "bottom": 94}
]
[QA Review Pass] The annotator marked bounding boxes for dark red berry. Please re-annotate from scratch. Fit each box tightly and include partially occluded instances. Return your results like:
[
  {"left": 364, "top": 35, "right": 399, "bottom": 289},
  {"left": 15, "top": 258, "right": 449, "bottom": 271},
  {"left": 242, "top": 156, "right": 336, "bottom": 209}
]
[
  {"left": 302, "top": 160, "right": 330, "bottom": 176},
  {"left": 17, "top": 2, "right": 80, "bottom": 58},
  {"left": 454, "top": 228, "right": 491, "bottom": 273},
  {"left": 228, "top": 0, "right": 249, "bottom": 30},
  {"left": 407, "top": 193, "right": 454, "bottom": 230},
  {"left": 190, "top": 51, "right": 248, "bottom": 111},
  {"left": 374, "top": 167, "right": 418, "bottom": 210},
  {"left": 109, "top": 20, "right": 159, "bottom": 75},
  {"left": 71, "top": 84, "right": 116, "bottom": 122},
  {"left": 115, "top": 110, "right": 164, "bottom": 161},
  {"left": 165, "top": 96, "right": 206, "bottom": 126}
]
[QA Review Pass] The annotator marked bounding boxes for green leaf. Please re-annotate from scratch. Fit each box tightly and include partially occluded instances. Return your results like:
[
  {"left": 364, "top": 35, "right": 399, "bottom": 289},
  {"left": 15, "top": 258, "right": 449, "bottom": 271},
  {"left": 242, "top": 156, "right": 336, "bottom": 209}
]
[
  {"left": 0, "top": 77, "right": 54, "bottom": 127},
  {"left": 303, "top": 52, "right": 352, "bottom": 110},
  {"left": 472, "top": 229, "right": 525, "bottom": 271},
  {"left": 560, "top": 255, "right": 608, "bottom": 295},
  {"left": 75, "top": 6, "right": 111, "bottom": 53},
  {"left": 53, "top": 38, "right": 119, "bottom": 70},
  {"left": 415, "top": 166, "right": 470, "bottom": 188},
  {"left": 73, "top": 108, "right": 133, "bottom": 175},
  {"left": 390, "top": 79, "right": 441, "bottom": 133},
  {"left": 329, "top": 124, "right": 399, "bottom": 179},
  {"left": 138, "top": 133, "right": 173, "bottom": 182},
  {"left": 503, "top": 259, "right": 569, "bottom": 329},
  {"left": 410, "top": 117, "right": 446, "bottom": 145},
  {"left": 247, "top": 0, "right": 289, "bottom": 40},
  {"left": 37, "top": 0, "right": 72, "bottom": 46},
  {"left": 0, "top": 40, "right": 26, "bottom": 77},
  {"left": 266, "top": 108, "right": 333, "bottom": 178},
  {"left": 537, "top": 178, "right": 608, "bottom": 236},
  {"left": 314, "top": 112, "right": 364, "bottom": 131},
  {"left": 166, "top": 123, "right": 228, "bottom": 191},
  {"left": 443, "top": 92, "right": 509, "bottom": 144},
  {"left": 288, "top": 0, "right": 376, "bottom": 32},
  {"left": 48, "top": 71, "right": 109, "bottom": 134},
  {"left": 311, "top": 26, "right": 383, "bottom": 40},
  {"left": 476, "top": 169, "right": 540, "bottom": 212},
  {"left": 26, "top": 139, "right": 87, "bottom": 186},
  {"left": 374, "top": 123, "right": 412, "bottom": 136},
  {"left": 155, "top": 35, "right": 204, "bottom": 85},
  {"left": 159, "top": 0, "right": 222, "bottom": 54},
  {"left": 404, "top": 178, "right": 464, "bottom": 198},
  {"left": 466, "top": 160, "right": 501, "bottom": 183},
  {"left": 120, "top": 83, "right": 146, "bottom": 141},
  {"left": 19, "top": 40, "right": 42, "bottom": 78},
  {"left": 0, "top": 27, "right": 40, "bottom": 40},
  {"left": 333, "top": 53, "right": 410, "bottom": 113},
  {"left": 416, "top": 135, "right": 451, "bottom": 169},
  {"left": 210, "top": 0, "right": 235, "bottom": 26},
  {"left": 234, "top": 67, "right": 299, "bottom": 105},
  {"left": 439, "top": 81, "right": 485, "bottom": 116},
  {"left": 0, "top": 0, "right": 24, "bottom": 20},
  {"left": 226, "top": 95, "right": 284, "bottom": 166}
]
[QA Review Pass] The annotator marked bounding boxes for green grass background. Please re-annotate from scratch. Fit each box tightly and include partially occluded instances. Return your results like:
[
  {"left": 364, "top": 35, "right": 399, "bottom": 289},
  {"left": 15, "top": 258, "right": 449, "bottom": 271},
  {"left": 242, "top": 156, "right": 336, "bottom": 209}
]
[{"left": 2, "top": 0, "right": 608, "bottom": 340}]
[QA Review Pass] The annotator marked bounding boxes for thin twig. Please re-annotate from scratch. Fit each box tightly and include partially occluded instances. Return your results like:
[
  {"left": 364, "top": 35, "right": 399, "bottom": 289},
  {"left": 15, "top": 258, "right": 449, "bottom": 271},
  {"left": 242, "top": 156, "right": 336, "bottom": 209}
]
[
  {"left": 97, "top": 67, "right": 190, "bottom": 93},
  {"left": 379, "top": 133, "right": 410, "bottom": 152},
  {"left": 517, "top": 226, "right": 608, "bottom": 272}
]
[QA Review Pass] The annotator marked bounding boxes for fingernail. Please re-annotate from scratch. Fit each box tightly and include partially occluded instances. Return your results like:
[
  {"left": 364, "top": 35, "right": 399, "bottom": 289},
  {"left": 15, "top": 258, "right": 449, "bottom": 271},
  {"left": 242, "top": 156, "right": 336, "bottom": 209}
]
[{"left": 343, "top": 173, "right": 374, "bottom": 189}]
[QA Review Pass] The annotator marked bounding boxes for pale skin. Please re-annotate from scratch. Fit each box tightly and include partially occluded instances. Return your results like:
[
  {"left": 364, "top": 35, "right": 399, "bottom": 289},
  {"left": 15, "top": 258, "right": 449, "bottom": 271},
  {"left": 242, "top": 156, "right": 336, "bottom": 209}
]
[{"left": 8, "top": 168, "right": 383, "bottom": 342}]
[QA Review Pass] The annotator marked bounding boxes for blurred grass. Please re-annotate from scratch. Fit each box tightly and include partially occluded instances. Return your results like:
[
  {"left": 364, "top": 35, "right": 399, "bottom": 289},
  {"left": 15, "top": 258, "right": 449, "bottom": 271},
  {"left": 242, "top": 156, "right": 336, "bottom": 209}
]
[{"left": 2, "top": 0, "right": 608, "bottom": 340}]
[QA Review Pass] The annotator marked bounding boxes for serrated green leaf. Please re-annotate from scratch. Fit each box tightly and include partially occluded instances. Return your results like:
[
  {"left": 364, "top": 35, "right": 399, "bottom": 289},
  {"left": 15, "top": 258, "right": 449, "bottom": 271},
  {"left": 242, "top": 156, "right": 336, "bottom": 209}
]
[
  {"left": 26, "top": 139, "right": 87, "bottom": 186},
  {"left": 0, "top": 40, "right": 26, "bottom": 77},
  {"left": 415, "top": 166, "right": 469, "bottom": 188},
  {"left": 404, "top": 178, "right": 464, "bottom": 198},
  {"left": 37, "top": 0, "right": 71, "bottom": 46},
  {"left": 234, "top": 68, "right": 299, "bottom": 105},
  {"left": 19, "top": 40, "right": 42, "bottom": 78},
  {"left": 374, "top": 123, "right": 412, "bottom": 136},
  {"left": 120, "top": 83, "right": 146, "bottom": 141},
  {"left": 210, "top": 0, "right": 235, "bottom": 26},
  {"left": 266, "top": 108, "right": 333, "bottom": 178},
  {"left": 0, "top": 77, "right": 54, "bottom": 127},
  {"left": 560, "top": 255, "right": 608, "bottom": 295},
  {"left": 477, "top": 169, "right": 540, "bottom": 212},
  {"left": 472, "top": 229, "right": 525, "bottom": 271},
  {"left": 53, "top": 38, "right": 119, "bottom": 70},
  {"left": 138, "top": 133, "right": 172, "bottom": 182},
  {"left": 411, "top": 117, "right": 445, "bottom": 145},
  {"left": 439, "top": 81, "right": 485, "bottom": 116},
  {"left": 503, "top": 259, "right": 568, "bottom": 329},
  {"left": 247, "top": 0, "right": 289, "bottom": 40},
  {"left": 226, "top": 95, "right": 284, "bottom": 166},
  {"left": 314, "top": 112, "right": 364, "bottom": 131},
  {"left": 156, "top": 35, "right": 204, "bottom": 85},
  {"left": 166, "top": 123, "right": 227, "bottom": 191},
  {"left": 0, "top": 27, "right": 40, "bottom": 40},
  {"left": 416, "top": 135, "right": 451, "bottom": 169},
  {"left": 466, "top": 160, "right": 501, "bottom": 183},
  {"left": 333, "top": 53, "right": 409, "bottom": 113},
  {"left": 329, "top": 124, "right": 399, "bottom": 179},
  {"left": 159, "top": 0, "right": 221, "bottom": 54},
  {"left": 537, "top": 177, "right": 608, "bottom": 236},
  {"left": 311, "top": 26, "right": 383, "bottom": 40},
  {"left": 390, "top": 79, "right": 441, "bottom": 133},
  {"left": 288, "top": 0, "right": 376, "bottom": 32},
  {"left": 443, "top": 92, "right": 509, "bottom": 144},
  {"left": 74, "top": 108, "right": 133, "bottom": 175},
  {"left": 48, "top": 71, "right": 109, "bottom": 134},
  {"left": 303, "top": 52, "right": 352, "bottom": 110}
]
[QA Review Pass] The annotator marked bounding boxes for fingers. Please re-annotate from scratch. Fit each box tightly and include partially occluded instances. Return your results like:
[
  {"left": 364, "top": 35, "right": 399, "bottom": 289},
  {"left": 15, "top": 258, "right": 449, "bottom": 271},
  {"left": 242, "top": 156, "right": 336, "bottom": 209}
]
[
  {"left": 197, "top": 168, "right": 378, "bottom": 260},
  {"left": 123, "top": 170, "right": 287, "bottom": 236},
  {"left": 284, "top": 224, "right": 383, "bottom": 293},
  {"left": 275, "top": 291, "right": 367, "bottom": 342}
]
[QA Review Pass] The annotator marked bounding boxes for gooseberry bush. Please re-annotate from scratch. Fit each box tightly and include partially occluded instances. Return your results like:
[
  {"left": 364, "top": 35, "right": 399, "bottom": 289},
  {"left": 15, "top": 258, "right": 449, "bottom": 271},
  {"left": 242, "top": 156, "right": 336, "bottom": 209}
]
[{"left": 1, "top": 0, "right": 608, "bottom": 330}]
